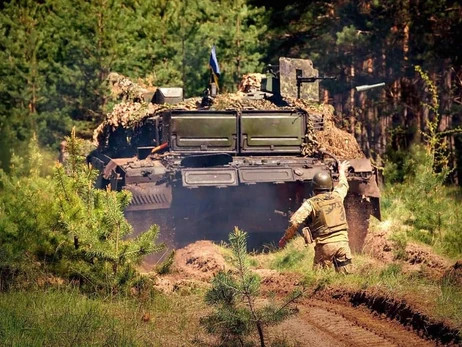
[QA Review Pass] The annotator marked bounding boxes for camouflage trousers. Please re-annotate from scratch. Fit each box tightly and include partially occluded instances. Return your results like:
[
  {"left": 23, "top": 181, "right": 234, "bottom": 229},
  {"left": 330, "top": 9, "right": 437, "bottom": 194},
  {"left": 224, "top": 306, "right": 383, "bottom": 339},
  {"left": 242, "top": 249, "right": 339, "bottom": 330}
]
[{"left": 313, "top": 241, "right": 353, "bottom": 274}]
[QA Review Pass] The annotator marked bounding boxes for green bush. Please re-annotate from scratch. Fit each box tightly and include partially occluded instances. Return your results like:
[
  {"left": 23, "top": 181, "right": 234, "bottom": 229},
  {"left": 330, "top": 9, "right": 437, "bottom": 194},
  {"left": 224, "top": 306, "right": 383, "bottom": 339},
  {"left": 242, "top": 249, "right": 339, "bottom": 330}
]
[
  {"left": 382, "top": 67, "right": 462, "bottom": 258},
  {"left": 383, "top": 144, "right": 462, "bottom": 258},
  {"left": 0, "top": 131, "right": 163, "bottom": 294}
]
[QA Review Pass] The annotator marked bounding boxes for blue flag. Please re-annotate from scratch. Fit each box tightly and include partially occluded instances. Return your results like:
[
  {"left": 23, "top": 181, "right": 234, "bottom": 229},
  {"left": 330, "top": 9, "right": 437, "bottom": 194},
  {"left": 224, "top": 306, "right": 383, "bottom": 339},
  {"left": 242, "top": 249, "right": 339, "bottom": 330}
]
[{"left": 209, "top": 45, "right": 220, "bottom": 76}]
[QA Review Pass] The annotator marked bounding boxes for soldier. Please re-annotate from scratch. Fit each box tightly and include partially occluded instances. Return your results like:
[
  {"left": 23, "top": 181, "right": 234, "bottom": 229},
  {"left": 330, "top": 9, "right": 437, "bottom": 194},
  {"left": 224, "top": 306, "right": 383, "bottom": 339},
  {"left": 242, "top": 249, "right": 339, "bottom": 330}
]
[{"left": 278, "top": 161, "right": 352, "bottom": 274}]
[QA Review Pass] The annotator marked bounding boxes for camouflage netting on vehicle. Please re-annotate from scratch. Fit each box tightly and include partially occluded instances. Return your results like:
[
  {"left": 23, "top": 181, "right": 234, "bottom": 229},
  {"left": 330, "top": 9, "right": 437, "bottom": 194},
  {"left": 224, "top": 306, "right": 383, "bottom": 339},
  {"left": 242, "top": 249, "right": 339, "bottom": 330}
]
[
  {"left": 106, "top": 72, "right": 155, "bottom": 102},
  {"left": 316, "top": 127, "right": 364, "bottom": 159},
  {"left": 237, "top": 73, "right": 266, "bottom": 93},
  {"left": 93, "top": 74, "right": 365, "bottom": 159}
]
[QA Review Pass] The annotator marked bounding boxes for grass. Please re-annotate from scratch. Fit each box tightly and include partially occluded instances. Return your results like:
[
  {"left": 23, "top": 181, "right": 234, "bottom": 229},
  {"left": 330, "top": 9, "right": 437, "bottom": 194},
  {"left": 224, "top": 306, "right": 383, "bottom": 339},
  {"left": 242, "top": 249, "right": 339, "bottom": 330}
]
[
  {"left": 381, "top": 181, "right": 462, "bottom": 259},
  {"left": 357, "top": 170, "right": 462, "bottom": 327},
  {"left": 254, "top": 238, "right": 313, "bottom": 273},
  {"left": 0, "top": 287, "right": 210, "bottom": 347},
  {"left": 2, "top": 184, "right": 462, "bottom": 345},
  {"left": 437, "top": 278, "right": 462, "bottom": 324},
  {"left": 371, "top": 173, "right": 462, "bottom": 326},
  {"left": 0, "top": 289, "right": 129, "bottom": 346}
]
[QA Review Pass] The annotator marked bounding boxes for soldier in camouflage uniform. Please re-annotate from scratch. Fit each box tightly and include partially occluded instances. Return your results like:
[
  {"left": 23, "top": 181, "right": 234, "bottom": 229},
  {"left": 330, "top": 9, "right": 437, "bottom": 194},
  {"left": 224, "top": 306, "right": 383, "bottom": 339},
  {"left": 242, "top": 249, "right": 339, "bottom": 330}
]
[{"left": 278, "top": 161, "right": 352, "bottom": 274}]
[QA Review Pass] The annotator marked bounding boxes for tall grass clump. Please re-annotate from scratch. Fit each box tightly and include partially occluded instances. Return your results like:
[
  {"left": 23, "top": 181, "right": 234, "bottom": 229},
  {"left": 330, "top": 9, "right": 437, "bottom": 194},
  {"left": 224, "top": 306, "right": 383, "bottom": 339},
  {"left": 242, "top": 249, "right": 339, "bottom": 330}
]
[{"left": 270, "top": 238, "right": 311, "bottom": 273}]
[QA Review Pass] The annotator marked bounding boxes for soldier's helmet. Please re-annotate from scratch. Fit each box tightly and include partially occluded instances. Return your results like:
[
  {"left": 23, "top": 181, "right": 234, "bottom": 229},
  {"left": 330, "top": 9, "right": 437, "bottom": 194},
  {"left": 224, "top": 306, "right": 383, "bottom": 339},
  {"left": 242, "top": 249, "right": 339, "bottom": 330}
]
[{"left": 312, "top": 171, "right": 333, "bottom": 192}]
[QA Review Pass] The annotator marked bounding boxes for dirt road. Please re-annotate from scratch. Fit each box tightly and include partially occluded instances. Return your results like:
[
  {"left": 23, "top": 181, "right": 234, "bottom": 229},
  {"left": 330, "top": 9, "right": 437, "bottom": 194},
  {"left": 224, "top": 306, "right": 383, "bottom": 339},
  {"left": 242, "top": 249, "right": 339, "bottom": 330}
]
[{"left": 270, "top": 298, "right": 435, "bottom": 347}]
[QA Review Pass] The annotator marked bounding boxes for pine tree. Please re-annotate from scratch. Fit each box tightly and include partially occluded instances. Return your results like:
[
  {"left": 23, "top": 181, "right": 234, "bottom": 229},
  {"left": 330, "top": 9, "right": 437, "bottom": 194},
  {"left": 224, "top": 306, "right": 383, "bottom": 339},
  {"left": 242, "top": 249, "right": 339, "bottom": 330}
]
[
  {"left": 0, "top": 0, "right": 53, "bottom": 170},
  {"left": 53, "top": 129, "right": 164, "bottom": 293},
  {"left": 201, "top": 227, "right": 300, "bottom": 347},
  {"left": 44, "top": 0, "right": 139, "bottom": 137},
  {"left": 0, "top": 130, "right": 163, "bottom": 293},
  {"left": 197, "top": 0, "right": 268, "bottom": 93}
]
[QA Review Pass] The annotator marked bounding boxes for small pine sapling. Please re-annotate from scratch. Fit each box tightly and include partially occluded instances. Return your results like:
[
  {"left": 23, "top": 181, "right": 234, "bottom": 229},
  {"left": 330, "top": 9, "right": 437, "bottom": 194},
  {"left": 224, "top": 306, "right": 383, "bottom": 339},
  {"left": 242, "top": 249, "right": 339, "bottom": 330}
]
[{"left": 201, "top": 227, "right": 302, "bottom": 347}]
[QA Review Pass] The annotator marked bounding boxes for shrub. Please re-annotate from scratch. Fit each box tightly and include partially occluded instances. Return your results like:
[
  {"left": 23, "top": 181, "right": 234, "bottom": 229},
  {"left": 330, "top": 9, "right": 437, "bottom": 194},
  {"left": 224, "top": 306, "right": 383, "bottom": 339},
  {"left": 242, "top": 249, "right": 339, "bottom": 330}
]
[{"left": 0, "top": 130, "right": 164, "bottom": 294}]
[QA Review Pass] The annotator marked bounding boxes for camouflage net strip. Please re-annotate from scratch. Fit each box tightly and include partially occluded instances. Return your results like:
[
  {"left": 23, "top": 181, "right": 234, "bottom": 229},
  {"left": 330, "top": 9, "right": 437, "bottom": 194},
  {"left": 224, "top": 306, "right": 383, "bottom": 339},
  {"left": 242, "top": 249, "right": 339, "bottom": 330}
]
[
  {"left": 94, "top": 73, "right": 365, "bottom": 159},
  {"left": 237, "top": 73, "right": 266, "bottom": 93},
  {"left": 316, "top": 128, "right": 364, "bottom": 159}
]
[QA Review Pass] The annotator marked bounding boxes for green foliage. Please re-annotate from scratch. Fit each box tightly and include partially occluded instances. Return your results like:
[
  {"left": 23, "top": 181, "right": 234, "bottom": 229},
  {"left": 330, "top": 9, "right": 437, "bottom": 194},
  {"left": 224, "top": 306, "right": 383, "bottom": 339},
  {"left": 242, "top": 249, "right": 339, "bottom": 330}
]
[
  {"left": 0, "top": 0, "right": 50, "bottom": 169},
  {"left": 0, "top": 0, "right": 269, "bottom": 169},
  {"left": 0, "top": 289, "right": 137, "bottom": 346},
  {"left": 201, "top": 227, "right": 299, "bottom": 347},
  {"left": 270, "top": 238, "right": 311, "bottom": 273},
  {"left": 383, "top": 145, "right": 462, "bottom": 257},
  {"left": 379, "top": 263, "right": 403, "bottom": 280},
  {"left": 336, "top": 25, "right": 368, "bottom": 48},
  {"left": 389, "top": 232, "right": 408, "bottom": 260},
  {"left": 272, "top": 248, "right": 307, "bottom": 271},
  {"left": 197, "top": 0, "right": 268, "bottom": 93},
  {"left": 155, "top": 250, "right": 176, "bottom": 275},
  {"left": 383, "top": 149, "right": 413, "bottom": 184},
  {"left": 0, "top": 131, "right": 163, "bottom": 294},
  {"left": 403, "top": 146, "right": 446, "bottom": 234},
  {"left": 53, "top": 130, "right": 164, "bottom": 294},
  {"left": 0, "top": 136, "right": 61, "bottom": 290},
  {"left": 414, "top": 65, "right": 461, "bottom": 172},
  {"left": 437, "top": 276, "right": 462, "bottom": 325},
  {"left": 381, "top": 67, "right": 462, "bottom": 258}
]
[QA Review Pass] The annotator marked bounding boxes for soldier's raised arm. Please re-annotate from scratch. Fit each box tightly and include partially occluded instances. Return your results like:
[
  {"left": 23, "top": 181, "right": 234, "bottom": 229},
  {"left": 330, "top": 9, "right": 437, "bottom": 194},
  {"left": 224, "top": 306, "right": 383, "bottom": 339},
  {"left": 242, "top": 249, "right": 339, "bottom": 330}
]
[{"left": 334, "top": 160, "right": 350, "bottom": 200}]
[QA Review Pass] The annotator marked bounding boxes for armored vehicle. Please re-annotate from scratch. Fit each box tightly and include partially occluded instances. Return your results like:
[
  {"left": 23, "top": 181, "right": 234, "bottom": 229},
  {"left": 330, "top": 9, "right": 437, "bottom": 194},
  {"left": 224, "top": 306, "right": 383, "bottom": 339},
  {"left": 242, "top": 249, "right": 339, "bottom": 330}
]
[{"left": 90, "top": 58, "right": 381, "bottom": 261}]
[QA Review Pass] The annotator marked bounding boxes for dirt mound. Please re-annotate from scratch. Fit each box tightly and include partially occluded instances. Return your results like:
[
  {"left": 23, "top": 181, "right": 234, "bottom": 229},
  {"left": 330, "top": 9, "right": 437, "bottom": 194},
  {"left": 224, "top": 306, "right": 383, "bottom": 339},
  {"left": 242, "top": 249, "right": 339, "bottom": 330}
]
[
  {"left": 254, "top": 269, "right": 304, "bottom": 296},
  {"left": 364, "top": 222, "right": 451, "bottom": 279},
  {"left": 155, "top": 241, "right": 306, "bottom": 296},
  {"left": 405, "top": 243, "right": 451, "bottom": 274},
  {"left": 363, "top": 223, "right": 395, "bottom": 263},
  {"left": 153, "top": 241, "right": 227, "bottom": 293},
  {"left": 170, "top": 240, "right": 228, "bottom": 280}
]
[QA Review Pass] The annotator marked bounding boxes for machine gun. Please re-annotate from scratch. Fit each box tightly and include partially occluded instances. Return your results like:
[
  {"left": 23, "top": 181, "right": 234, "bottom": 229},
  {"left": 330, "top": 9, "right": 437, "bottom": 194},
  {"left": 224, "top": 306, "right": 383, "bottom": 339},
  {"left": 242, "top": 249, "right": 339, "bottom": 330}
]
[
  {"left": 296, "top": 70, "right": 385, "bottom": 97},
  {"left": 260, "top": 58, "right": 385, "bottom": 101},
  {"left": 295, "top": 70, "right": 336, "bottom": 99}
]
